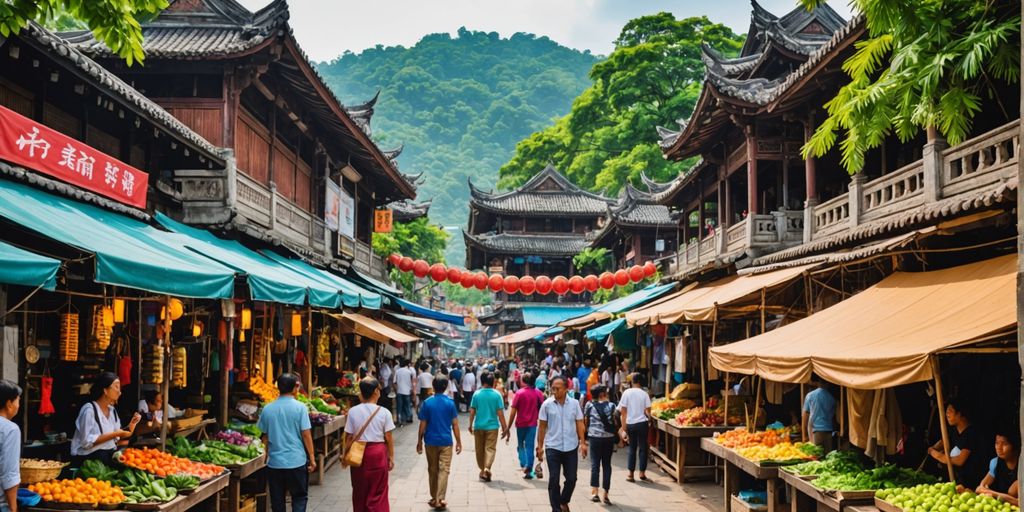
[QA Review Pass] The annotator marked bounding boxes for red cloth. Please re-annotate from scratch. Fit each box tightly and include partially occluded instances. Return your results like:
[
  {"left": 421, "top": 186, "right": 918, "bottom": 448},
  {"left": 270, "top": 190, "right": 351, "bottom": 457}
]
[
  {"left": 38, "top": 376, "right": 55, "bottom": 415},
  {"left": 350, "top": 442, "right": 390, "bottom": 512},
  {"left": 118, "top": 356, "right": 132, "bottom": 385}
]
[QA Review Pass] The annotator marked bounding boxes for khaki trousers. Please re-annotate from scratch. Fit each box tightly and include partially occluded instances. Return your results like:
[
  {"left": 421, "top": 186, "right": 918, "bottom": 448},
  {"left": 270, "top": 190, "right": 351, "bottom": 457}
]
[
  {"left": 474, "top": 429, "right": 498, "bottom": 471},
  {"left": 424, "top": 445, "right": 453, "bottom": 503}
]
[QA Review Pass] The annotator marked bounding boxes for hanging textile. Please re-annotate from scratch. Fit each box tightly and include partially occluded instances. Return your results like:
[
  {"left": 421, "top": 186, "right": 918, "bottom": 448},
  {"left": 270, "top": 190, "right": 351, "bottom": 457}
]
[
  {"left": 847, "top": 388, "right": 903, "bottom": 463},
  {"left": 673, "top": 336, "right": 686, "bottom": 373},
  {"left": 38, "top": 375, "right": 55, "bottom": 415}
]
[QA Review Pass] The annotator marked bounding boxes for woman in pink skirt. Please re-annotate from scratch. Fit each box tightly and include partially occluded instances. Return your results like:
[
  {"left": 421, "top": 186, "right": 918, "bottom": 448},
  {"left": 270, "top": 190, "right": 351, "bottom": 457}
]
[{"left": 344, "top": 377, "right": 396, "bottom": 512}]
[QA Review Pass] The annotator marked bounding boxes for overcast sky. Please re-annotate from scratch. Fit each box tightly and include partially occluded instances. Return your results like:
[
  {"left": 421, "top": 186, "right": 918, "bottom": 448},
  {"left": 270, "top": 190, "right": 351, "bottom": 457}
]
[{"left": 236, "top": 0, "right": 854, "bottom": 62}]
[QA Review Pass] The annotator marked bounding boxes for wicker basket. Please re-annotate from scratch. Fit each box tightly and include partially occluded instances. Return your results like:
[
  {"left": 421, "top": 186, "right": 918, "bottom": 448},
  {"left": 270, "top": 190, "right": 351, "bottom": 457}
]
[{"left": 20, "top": 459, "right": 67, "bottom": 484}]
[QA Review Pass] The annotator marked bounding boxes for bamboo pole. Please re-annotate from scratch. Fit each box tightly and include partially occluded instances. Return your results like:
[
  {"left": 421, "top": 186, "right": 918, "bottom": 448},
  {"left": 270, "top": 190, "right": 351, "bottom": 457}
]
[
  {"left": 220, "top": 319, "right": 233, "bottom": 427},
  {"left": 724, "top": 372, "right": 730, "bottom": 427},
  {"left": 800, "top": 383, "right": 807, "bottom": 442},
  {"left": 931, "top": 356, "right": 956, "bottom": 482},
  {"left": 159, "top": 296, "right": 172, "bottom": 451},
  {"left": 751, "top": 376, "right": 763, "bottom": 430},
  {"left": 760, "top": 288, "right": 767, "bottom": 334},
  {"left": 699, "top": 330, "right": 707, "bottom": 407},
  {"left": 665, "top": 332, "right": 673, "bottom": 399}
]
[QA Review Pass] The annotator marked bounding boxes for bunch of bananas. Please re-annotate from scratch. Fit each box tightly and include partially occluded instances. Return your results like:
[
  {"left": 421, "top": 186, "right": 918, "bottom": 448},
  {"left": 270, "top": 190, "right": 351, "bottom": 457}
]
[{"left": 171, "top": 346, "right": 187, "bottom": 389}]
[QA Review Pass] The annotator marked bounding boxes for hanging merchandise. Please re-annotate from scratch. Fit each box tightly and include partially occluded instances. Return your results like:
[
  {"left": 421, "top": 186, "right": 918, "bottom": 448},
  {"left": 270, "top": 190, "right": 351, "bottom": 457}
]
[
  {"left": 210, "top": 346, "right": 220, "bottom": 372},
  {"left": 144, "top": 341, "right": 164, "bottom": 385},
  {"left": 171, "top": 346, "right": 187, "bottom": 388},
  {"left": 38, "top": 374, "right": 55, "bottom": 415},
  {"left": 59, "top": 310, "right": 79, "bottom": 362},
  {"left": 317, "top": 330, "right": 331, "bottom": 368},
  {"left": 116, "top": 335, "right": 132, "bottom": 385},
  {"left": 236, "top": 341, "right": 248, "bottom": 382}
]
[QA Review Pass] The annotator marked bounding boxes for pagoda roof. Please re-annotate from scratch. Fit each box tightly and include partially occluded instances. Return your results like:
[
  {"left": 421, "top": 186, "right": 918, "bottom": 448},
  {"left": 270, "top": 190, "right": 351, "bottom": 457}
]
[
  {"left": 469, "top": 164, "right": 614, "bottom": 217},
  {"left": 463, "top": 230, "right": 589, "bottom": 257},
  {"left": 609, "top": 185, "right": 677, "bottom": 227},
  {"left": 60, "top": 0, "right": 415, "bottom": 201},
  {"left": 389, "top": 199, "right": 431, "bottom": 221},
  {"left": 659, "top": 1, "right": 846, "bottom": 159}
]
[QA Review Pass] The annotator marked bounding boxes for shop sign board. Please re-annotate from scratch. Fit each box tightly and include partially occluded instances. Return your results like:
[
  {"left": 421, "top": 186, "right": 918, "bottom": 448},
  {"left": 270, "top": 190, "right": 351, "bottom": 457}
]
[{"left": 339, "top": 188, "right": 355, "bottom": 240}]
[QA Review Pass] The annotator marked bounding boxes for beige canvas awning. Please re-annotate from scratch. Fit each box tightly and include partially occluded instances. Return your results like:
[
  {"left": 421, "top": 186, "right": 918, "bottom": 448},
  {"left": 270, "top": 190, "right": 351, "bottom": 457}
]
[
  {"left": 709, "top": 254, "right": 1016, "bottom": 389},
  {"left": 625, "top": 264, "right": 817, "bottom": 326},
  {"left": 489, "top": 326, "right": 554, "bottom": 345},
  {"left": 332, "top": 312, "right": 419, "bottom": 344}
]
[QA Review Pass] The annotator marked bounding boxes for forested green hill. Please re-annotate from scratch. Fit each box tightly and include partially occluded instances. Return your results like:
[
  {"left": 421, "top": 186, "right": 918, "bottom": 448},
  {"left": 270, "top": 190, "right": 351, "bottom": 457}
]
[{"left": 317, "top": 29, "right": 599, "bottom": 264}]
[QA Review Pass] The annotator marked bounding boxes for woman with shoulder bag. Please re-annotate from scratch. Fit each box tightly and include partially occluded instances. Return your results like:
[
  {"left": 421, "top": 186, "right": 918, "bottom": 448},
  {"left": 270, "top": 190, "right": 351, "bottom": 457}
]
[
  {"left": 583, "top": 385, "right": 616, "bottom": 505},
  {"left": 343, "top": 377, "right": 395, "bottom": 512},
  {"left": 70, "top": 372, "right": 141, "bottom": 467}
]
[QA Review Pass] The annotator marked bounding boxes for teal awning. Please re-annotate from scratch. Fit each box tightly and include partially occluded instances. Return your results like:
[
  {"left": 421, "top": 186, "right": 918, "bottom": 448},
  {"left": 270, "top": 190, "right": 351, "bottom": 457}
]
[
  {"left": 595, "top": 283, "right": 676, "bottom": 314},
  {"left": 585, "top": 318, "right": 626, "bottom": 341},
  {"left": 0, "top": 180, "right": 235, "bottom": 298},
  {"left": 0, "top": 240, "right": 60, "bottom": 290},
  {"left": 259, "top": 250, "right": 382, "bottom": 310},
  {"left": 349, "top": 267, "right": 404, "bottom": 296},
  {"left": 155, "top": 213, "right": 319, "bottom": 306},
  {"left": 393, "top": 297, "right": 466, "bottom": 326},
  {"left": 521, "top": 305, "right": 593, "bottom": 326}
]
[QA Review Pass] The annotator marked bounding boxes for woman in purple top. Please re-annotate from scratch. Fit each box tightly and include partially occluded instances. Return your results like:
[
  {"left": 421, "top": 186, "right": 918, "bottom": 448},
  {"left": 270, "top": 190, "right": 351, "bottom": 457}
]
[{"left": 505, "top": 372, "right": 545, "bottom": 479}]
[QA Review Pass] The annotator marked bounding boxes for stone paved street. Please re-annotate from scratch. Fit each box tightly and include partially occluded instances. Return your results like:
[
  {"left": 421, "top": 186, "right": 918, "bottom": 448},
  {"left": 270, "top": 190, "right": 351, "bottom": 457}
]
[{"left": 308, "top": 410, "right": 724, "bottom": 512}]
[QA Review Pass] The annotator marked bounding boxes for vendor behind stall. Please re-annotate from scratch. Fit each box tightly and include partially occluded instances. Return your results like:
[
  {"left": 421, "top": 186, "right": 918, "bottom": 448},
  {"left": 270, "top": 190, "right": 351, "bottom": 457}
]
[
  {"left": 802, "top": 375, "right": 836, "bottom": 454},
  {"left": 976, "top": 427, "right": 1019, "bottom": 505},
  {"left": 0, "top": 379, "right": 22, "bottom": 512},
  {"left": 928, "top": 397, "right": 988, "bottom": 489},
  {"left": 137, "top": 390, "right": 181, "bottom": 427},
  {"left": 70, "top": 372, "right": 141, "bottom": 466}
]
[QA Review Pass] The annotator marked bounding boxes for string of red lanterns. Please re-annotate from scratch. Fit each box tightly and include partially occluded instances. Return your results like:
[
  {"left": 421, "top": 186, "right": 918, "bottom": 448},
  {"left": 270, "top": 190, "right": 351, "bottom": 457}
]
[{"left": 386, "top": 254, "right": 657, "bottom": 295}]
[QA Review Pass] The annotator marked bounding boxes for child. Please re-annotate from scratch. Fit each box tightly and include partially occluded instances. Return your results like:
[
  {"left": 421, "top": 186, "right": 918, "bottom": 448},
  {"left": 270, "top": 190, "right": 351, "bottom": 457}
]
[{"left": 976, "top": 429, "right": 1019, "bottom": 506}]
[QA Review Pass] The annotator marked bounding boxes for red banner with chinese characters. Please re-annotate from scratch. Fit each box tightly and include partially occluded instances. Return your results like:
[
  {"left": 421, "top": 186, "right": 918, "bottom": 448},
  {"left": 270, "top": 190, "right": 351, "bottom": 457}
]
[
  {"left": 0, "top": 105, "right": 148, "bottom": 208},
  {"left": 374, "top": 209, "right": 393, "bottom": 233}
]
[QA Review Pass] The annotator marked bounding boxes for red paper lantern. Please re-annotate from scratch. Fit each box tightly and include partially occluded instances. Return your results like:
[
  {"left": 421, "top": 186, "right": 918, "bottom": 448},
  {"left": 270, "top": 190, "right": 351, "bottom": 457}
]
[
  {"left": 643, "top": 261, "right": 657, "bottom": 277},
  {"left": 552, "top": 276, "right": 570, "bottom": 295},
  {"left": 473, "top": 271, "right": 489, "bottom": 290},
  {"left": 568, "top": 275, "right": 585, "bottom": 294},
  {"left": 629, "top": 265, "right": 645, "bottom": 283},
  {"left": 460, "top": 272, "right": 476, "bottom": 289},
  {"left": 535, "top": 276, "right": 552, "bottom": 295},
  {"left": 599, "top": 272, "right": 615, "bottom": 290},
  {"left": 503, "top": 275, "right": 520, "bottom": 294},
  {"left": 413, "top": 259, "right": 429, "bottom": 278},
  {"left": 614, "top": 269, "right": 630, "bottom": 286},
  {"left": 399, "top": 256, "right": 414, "bottom": 272},
  {"left": 429, "top": 263, "right": 448, "bottom": 282},
  {"left": 488, "top": 274, "right": 505, "bottom": 292},
  {"left": 447, "top": 267, "right": 463, "bottom": 284},
  {"left": 388, "top": 253, "right": 402, "bottom": 266},
  {"left": 584, "top": 275, "right": 599, "bottom": 292},
  {"left": 519, "top": 276, "right": 536, "bottom": 295}
]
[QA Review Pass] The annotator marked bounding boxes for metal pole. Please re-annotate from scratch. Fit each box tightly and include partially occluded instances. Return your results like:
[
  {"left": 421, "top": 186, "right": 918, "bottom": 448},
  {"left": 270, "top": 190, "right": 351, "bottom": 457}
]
[{"left": 931, "top": 356, "right": 956, "bottom": 481}]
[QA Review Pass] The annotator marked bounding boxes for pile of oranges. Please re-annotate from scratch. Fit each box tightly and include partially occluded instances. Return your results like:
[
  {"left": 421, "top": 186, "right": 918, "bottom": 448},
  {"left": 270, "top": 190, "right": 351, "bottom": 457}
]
[
  {"left": 29, "top": 478, "right": 125, "bottom": 505},
  {"left": 118, "top": 447, "right": 225, "bottom": 479},
  {"left": 715, "top": 428, "right": 788, "bottom": 449}
]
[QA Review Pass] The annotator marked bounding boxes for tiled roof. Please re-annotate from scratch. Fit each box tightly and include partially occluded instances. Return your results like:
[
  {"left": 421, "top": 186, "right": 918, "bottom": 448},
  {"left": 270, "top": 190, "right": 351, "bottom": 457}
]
[
  {"left": 390, "top": 200, "right": 431, "bottom": 221},
  {"left": 609, "top": 186, "right": 676, "bottom": 227},
  {"left": 463, "top": 230, "right": 589, "bottom": 256},
  {"left": 469, "top": 164, "right": 614, "bottom": 216}
]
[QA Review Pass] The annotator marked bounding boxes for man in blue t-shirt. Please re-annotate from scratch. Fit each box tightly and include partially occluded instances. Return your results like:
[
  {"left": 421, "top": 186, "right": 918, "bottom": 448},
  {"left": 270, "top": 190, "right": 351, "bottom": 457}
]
[
  {"left": 469, "top": 371, "right": 509, "bottom": 482},
  {"left": 417, "top": 375, "right": 462, "bottom": 509},
  {"left": 258, "top": 373, "right": 315, "bottom": 512},
  {"left": 802, "top": 376, "right": 837, "bottom": 454}
]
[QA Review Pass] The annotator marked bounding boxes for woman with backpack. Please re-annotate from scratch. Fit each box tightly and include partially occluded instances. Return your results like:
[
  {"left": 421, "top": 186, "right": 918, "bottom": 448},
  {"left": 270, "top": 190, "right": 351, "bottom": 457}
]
[{"left": 583, "top": 385, "right": 617, "bottom": 505}]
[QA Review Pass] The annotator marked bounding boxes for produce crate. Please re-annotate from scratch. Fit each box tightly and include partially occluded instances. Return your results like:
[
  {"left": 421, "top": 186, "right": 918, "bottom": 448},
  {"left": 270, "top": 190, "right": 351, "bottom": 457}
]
[
  {"left": 169, "top": 414, "right": 203, "bottom": 431},
  {"left": 874, "top": 497, "right": 903, "bottom": 512},
  {"left": 731, "top": 494, "right": 768, "bottom": 512}
]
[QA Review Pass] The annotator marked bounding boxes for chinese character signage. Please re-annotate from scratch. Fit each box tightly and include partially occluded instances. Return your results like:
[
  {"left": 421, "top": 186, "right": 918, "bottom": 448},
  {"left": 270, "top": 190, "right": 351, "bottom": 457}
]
[
  {"left": 0, "top": 105, "right": 148, "bottom": 209},
  {"left": 324, "top": 179, "right": 340, "bottom": 232},
  {"left": 338, "top": 188, "right": 355, "bottom": 240},
  {"left": 374, "top": 209, "right": 392, "bottom": 233}
]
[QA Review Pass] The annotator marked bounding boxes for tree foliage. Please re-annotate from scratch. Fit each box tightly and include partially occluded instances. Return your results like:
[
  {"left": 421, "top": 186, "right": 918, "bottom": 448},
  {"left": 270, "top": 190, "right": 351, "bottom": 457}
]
[
  {"left": 441, "top": 282, "right": 492, "bottom": 307},
  {"left": 1, "top": 0, "right": 166, "bottom": 65},
  {"left": 573, "top": 247, "right": 611, "bottom": 273},
  {"left": 317, "top": 29, "right": 598, "bottom": 265},
  {"left": 371, "top": 217, "right": 450, "bottom": 298},
  {"left": 801, "top": 0, "right": 1020, "bottom": 173},
  {"left": 498, "top": 14, "right": 743, "bottom": 195}
]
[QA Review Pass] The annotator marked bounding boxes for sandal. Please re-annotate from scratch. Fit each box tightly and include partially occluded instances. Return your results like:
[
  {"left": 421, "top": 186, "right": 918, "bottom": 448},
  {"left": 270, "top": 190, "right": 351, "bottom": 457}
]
[
  {"left": 434, "top": 501, "right": 448, "bottom": 510},
  {"left": 626, "top": 476, "right": 635, "bottom": 483},
  {"left": 639, "top": 475, "right": 650, "bottom": 481},
  {"left": 603, "top": 496, "right": 612, "bottom": 505},
  {"left": 591, "top": 495, "right": 601, "bottom": 503}
]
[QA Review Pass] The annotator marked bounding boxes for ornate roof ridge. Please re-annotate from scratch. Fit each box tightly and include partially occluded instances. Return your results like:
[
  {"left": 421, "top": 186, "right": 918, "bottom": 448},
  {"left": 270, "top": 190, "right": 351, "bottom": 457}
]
[
  {"left": 469, "top": 164, "right": 614, "bottom": 203},
  {"left": 701, "top": 44, "right": 762, "bottom": 77}
]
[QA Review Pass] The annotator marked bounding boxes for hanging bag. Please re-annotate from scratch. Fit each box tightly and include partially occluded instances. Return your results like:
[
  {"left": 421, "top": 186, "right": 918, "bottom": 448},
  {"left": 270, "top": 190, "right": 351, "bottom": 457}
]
[{"left": 342, "top": 406, "right": 382, "bottom": 468}]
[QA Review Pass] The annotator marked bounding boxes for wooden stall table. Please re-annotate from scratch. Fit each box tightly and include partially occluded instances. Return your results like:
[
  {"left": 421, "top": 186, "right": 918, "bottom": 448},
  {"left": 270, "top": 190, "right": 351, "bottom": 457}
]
[
  {"left": 650, "top": 419, "right": 731, "bottom": 483},
  {"left": 310, "top": 414, "right": 346, "bottom": 485},
  {"left": 30, "top": 472, "right": 229, "bottom": 512},
  {"left": 224, "top": 454, "right": 268, "bottom": 512},
  {"left": 778, "top": 468, "right": 876, "bottom": 512},
  {"left": 701, "top": 437, "right": 787, "bottom": 512}
]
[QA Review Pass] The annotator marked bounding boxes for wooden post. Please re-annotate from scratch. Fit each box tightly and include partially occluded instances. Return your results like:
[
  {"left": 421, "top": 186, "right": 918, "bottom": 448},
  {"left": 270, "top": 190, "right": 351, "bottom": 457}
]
[
  {"left": 931, "top": 356, "right": 956, "bottom": 482},
  {"left": 699, "top": 330, "right": 707, "bottom": 408},
  {"left": 799, "top": 383, "right": 807, "bottom": 442},
  {"left": 751, "top": 376, "right": 763, "bottom": 430},
  {"left": 746, "top": 127, "right": 759, "bottom": 214},
  {"left": 160, "top": 296, "right": 172, "bottom": 450},
  {"left": 220, "top": 320, "right": 233, "bottom": 427},
  {"left": 760, "top": 288, "right": 767, "bottom": 334},
  {"left": 724, "top": 372, "right": 730, "bottom": 427},
  {"left": 305, "top": 306, "right": 313, "bottom": 392},
  {"left": 665, "top": 333, "right": 673, "bottom": 399}
]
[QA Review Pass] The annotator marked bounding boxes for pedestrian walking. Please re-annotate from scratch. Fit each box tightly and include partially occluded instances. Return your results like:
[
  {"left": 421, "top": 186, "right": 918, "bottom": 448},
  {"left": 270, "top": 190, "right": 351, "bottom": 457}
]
[
  {"left": 416, "top": 362, "right": 434, "bottom": 413},
  {"left": 584, "top": 385, "right": 616, "bottom": 504},
  {"left": 468, "top": 371, "right": 508, "bottom": 482},
  {"left": 460, "top": 366, "right": 477, "bottom": 413},
  {"left": 394, "top": 359, "right": 415, "bottom": 425},
  {"left": 504, "top": 372, "right": 545, "bottom": 479},
  {"left": 379, "top": 358, "right": 394, "bottom": 414},
  {"left": 0, "top": 380, "right": 22, "bottom": 512},
  {"left": 344, "top": 377, "right": 396, "bottom": 512},
  {"left": 618, "top": 373, "right": 652, "bottom": 482},
  {"left": 536, "top": 376, "right": 586, "bottom": 512},
  {"left": 416, "top": 375, "right": 462, "bottom": 510},
  {"left": 257, "top": 373, "right": 316, "bottom": 512}
]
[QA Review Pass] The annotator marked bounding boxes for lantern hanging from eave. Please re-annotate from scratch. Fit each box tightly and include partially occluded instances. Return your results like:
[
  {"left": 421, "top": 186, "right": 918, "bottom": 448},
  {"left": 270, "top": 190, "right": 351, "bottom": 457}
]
[
  {"left": 519, "top": 276, "right": 536, "bottom": 295},
  {"left": 399, "top": 256, "right": 414, "bottom": 272},
  {"left": 568, "top": 275, "right": 585, "bottom": 294},
  {"left": 291, "top": 311, "right": 303, "bottom": 337},
  {"left": 614, "top": 269, "right": 630, "bottom": 286},
  {"left": 583, "top": 275, "right": 599, "bottom": 292},
  {"left": 551, "top": 276, "right": 569, "bottom": 295},
  {"left": 412, "top": 259, "right": 429, "bottom": 278},
  {"left": 388, "top": 253, "right": 402, "bottom": 266},
  {"left": 502, "top": 275, "right": 519, "bottom": 294},
  {"left": 460, "top": 271, "right": 475, "bottom": 289},
  {"left": 429, "top": 263, "right": 447, "bottom": 282},
  {"left": 535, "top": 275, "right": 552, "bottom": 295},
  {"left": 629, "top": 265, "right": 645, "bottom": 283},
  {"left": 643, "top": 261, "right": 657, "bottom": 277},
  {"left": 473, "top": 272, "right": 489, "bottom": 290},
  {"left": 447, "top": 267, "right": 463, "bottom": 284},
  {"left": 112, "top": 299, "right": 125, "bottom": 324},
  {"left": 599, "top": 272, "right": 615, "bottom": 290},
  {"left": 488, "top": 274, "right": 504, "bottom": 292}
]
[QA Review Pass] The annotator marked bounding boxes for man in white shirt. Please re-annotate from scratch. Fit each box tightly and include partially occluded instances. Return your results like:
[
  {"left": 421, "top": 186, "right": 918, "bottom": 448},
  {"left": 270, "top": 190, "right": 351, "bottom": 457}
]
[
  {"left": 536, "top": 376, "right": 586, "bottom": 512},
  {"left": 394, "top": 360, "right": 415, "bottom": 425},
  {"left": 379, "top": 359, "right": 394, "bottom": 415},
  {"left": 617, "top": 373, "right": 652, "bottom": 482},
  {"left": 461, "top": 368, "right": 477, "bottom": 413},
  {"left": 416, "top": 363, "right": 434, "bottom": 413}
]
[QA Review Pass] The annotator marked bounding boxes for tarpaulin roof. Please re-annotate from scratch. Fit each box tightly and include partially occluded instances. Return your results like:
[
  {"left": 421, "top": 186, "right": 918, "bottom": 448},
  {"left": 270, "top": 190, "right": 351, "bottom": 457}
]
[
  {"left": 392, "top": 297, "right": 465, "bottom": 326},
  {"left": 0, "top": 179, "right": 235, "bottom": 298},
  {"left": 0, "top": 240, "right": 60, "bottom": 290},
  {"left": 708, "top": 255, "right": 1016, "bottom": 389},
  {"left": 521, "top": 305, "right": 593, "bottom": 326},
  {"left": 586, "top": 318, "right": 626, "bottom": 341},
  {"left": 349, "top": 266, "right": 404, "bottom": 296},
  {"left": 489, "top": 325, "right": 564, "bottom": 345},
  {"left": 560, "top": 283, "right": 678, "bottom": 329},
  {"left": 626, "top": 264, "right": 816, "bottom": 326},
  {"left": 155, "top": 213, "right": 314, "bottom": 306},
  {"left": 259, "top": 249, "right": 382, "bottom": 309},
  {"left": 331, "top": 312, "right": 419, "bottom": 344}
]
